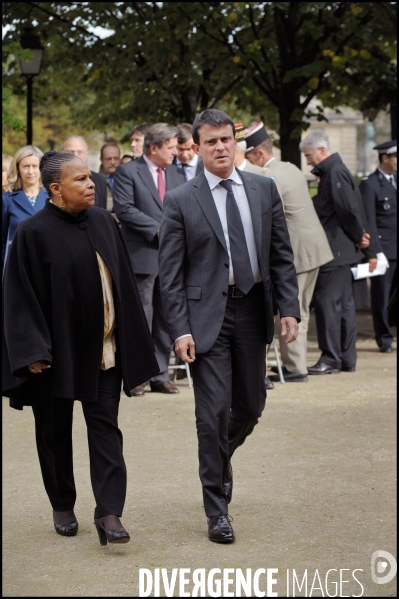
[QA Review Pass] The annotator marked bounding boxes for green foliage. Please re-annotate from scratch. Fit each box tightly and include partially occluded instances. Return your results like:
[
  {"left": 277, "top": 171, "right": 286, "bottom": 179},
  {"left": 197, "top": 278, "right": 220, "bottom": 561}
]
[
  {"left": 2, "top": 42, "right": 34, "bottom": 133},
  {"left": 2, "top": 2, "right": 396, "bottom": 164},
  {"left": 2, "top": 86, "right": 25, "bottom": 132}
]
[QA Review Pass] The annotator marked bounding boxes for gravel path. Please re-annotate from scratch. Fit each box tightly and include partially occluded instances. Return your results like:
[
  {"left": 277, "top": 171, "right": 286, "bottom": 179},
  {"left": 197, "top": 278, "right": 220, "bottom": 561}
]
[{"left": 2, "top": 311, "right": 396, "bottom": 597}]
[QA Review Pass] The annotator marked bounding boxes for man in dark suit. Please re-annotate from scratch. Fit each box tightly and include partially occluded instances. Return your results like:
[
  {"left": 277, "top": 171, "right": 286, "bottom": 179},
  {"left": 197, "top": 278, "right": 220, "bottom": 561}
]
[
  {"left": 300, "top": 130, "right": 371, "bottom": 375},
  {"left": 61, "top": 136, "right": 107, "bottom": 209},
  {"left": 159, "top": 109, "right": 300, "bottom": 543},
  {"left": 175, "top": 123, "right": 204, "bottom": 180},
  {"left": 360, "top": 140, "right": 397, "bottom": 352},
  {"left": 113, "top": 123, "right": 186, "bottom": 395}
]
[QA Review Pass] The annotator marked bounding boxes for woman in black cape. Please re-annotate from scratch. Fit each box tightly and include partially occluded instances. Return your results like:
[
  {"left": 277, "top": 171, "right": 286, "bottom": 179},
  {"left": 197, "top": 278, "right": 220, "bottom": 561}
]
[{"left": 2, "top": 151, "right": 159, "bottom": 546}]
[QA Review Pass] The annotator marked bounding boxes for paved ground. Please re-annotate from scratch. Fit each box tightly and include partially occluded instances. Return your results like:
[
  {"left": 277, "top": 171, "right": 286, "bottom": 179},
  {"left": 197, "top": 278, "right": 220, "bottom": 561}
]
[{"left": 2, "top": 311, "right": 396, "bottom": 597}]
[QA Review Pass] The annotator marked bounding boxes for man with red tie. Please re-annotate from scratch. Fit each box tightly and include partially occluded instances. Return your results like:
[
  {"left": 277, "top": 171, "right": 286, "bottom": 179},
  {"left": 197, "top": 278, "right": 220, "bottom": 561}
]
[{"left": 113, "top": 123, "right": 186, "bottom": 395}]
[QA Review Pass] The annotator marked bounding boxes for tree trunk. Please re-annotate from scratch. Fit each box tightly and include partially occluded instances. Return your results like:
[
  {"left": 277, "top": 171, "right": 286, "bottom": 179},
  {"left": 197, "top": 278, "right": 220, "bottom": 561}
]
[
  {"left": 278, "top": 103, "right": 302, "bottom": 169},
  {"left": 181, "top": 88, "right": 199, "bottom": 123}
]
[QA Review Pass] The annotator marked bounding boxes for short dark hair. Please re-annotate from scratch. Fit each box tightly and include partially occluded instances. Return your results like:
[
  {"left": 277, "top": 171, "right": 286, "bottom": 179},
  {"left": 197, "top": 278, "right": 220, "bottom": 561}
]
[
  {"left": 192, "top": 109, "right": 235, "bottom": 145},
  {"left": 39, "top": 151, "right": 77, "bottom": 194},
  {"left": 177, "top": 123, "right": 193, "bottom": 145},
  {"left": 130, "top": 123, "right": 151, "bottom": 138},
  {"left": 379, "top": 152, "right": 396, "bottom": 164},
  {"left": 100, "top": 142, "right": 120, "bottom": 158},
  {"left": 143, "top": 123, "right": 178, "bottom": 155}
]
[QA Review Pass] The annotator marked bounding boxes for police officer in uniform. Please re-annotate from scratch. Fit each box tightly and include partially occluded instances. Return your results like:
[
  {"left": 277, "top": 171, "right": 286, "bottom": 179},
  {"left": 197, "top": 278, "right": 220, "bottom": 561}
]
[{"left": 360, "top": 141, "right": 397, "bottom": 352}]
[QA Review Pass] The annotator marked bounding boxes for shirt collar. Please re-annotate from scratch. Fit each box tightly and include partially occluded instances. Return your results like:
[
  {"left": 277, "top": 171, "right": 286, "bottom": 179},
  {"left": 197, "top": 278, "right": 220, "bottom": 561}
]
[
  {"left": 204, "top": 166, "right": 243, "bottom": 191},
  {"left": 176, "top": 155, "right": 198, "bottom": 168},
  {"left": 143, "top": 153, "right": 162, "bottom": 174},
  {"left": 236, "top": 158, "right": 246, "bottom": 170},
  {"left": 263, "top": 157, "right": 275, "bottom": 168},
  {"left": 377, "top": 167, "right": 393, "bottom": 182}
]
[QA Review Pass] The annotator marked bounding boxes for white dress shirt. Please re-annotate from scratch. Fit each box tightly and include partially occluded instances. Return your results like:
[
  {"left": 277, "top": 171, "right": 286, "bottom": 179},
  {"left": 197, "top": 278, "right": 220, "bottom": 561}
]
[
  {"left": 203, "top": 167, "right": 261, "bottom": 285},
  {"left": 176, "top": 155, "right": 199, "bottom": 181},
  {"left": 378, "top": 167, "right": 397, "bottom": 190},
  {"left": 236, "top": 158, "right": 246, "bottom": 170}
]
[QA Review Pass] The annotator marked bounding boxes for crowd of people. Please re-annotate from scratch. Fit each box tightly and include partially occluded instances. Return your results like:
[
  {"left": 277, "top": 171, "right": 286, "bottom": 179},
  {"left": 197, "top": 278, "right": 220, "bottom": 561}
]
[{"left": 2, "top": 109, "right": 396, "bottom": 545}]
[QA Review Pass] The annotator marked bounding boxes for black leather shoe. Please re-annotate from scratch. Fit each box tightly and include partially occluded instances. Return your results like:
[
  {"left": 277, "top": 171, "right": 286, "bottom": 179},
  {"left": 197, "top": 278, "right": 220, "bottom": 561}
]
[
  {"left": 269, "top": 367, "right": 308, "bottom": 382},
  {"left": 208, "top": 515, "right": 235, "bottom": 543},
  {"left": 131, "top": 385, "right": 145, "bottom": 396},
  {"left": 341, "top": 366, "right": 356, "bottom": 372},
  {"left": 308, "top": 361, "right": 340, "bottom": 375},
  {"left": 151, "top": 381, "right": 180, "bottom": 394},
  {"left": 223, "top": 463, "right": 233, "bottom": 504},
  {"left": 379, "top": 345, "right": 393, "bottom": 353},
  {"left": 265, "top": 376, "right": 274, "bottom": 389}
]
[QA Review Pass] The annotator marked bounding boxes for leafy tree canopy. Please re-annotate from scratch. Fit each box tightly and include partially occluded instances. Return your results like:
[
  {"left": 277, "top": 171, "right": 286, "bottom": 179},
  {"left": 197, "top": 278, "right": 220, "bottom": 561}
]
[{"left": 2, "top": 2, "right": 396, "bottom": 166}]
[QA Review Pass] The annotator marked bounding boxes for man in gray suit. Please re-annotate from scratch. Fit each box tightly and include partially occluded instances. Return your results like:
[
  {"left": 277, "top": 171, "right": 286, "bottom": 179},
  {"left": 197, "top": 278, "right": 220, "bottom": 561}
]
[
  {"left": 244, "top": 122, "right": 334, "bottom": 382},
  {"left": 159, "top": 109, "right": 300, "bottom": 543},
  {"left": 113, "top": 123, "right": 186, "bottom": 395}
]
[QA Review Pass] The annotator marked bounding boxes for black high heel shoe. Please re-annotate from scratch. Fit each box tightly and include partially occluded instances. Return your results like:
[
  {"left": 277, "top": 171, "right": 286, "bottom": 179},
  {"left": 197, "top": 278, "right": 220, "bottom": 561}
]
[
  {"left": 94, "top": 516, "right": 130, "bottom": 546},
  {"left": 53, "top": 510, "right": 78, "bottom": 537}
]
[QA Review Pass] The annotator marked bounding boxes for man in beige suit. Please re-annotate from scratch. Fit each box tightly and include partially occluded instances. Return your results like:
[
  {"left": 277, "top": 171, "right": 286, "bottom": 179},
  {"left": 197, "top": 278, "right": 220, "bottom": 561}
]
[
  {"left": 245, "top": 122, "right": 333, "bottom": 382},
  {"left": 234, "top": 123, "right": 277, "bottom": 390}
]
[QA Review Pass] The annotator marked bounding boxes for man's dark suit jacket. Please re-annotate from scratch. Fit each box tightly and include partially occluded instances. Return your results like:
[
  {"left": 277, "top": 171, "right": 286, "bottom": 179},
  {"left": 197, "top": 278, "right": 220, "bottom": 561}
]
[
  {"left": 112, "top": 156, "right": 185, "bottom": 274},
  {"left": 91, "top": 171, "right": 107, "bottom": 209},
  {"left": 158, "top": 170, "right": 300, "bottom": 353}
]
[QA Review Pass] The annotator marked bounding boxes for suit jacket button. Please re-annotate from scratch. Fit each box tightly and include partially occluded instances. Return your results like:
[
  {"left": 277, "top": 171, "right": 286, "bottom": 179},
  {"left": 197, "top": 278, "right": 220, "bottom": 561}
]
[
  {"left": 224, "top": 263, "right": 229, "bottom": 268},
  {"left": 222, "top": 292, "right": 227, "bottom": 296}
]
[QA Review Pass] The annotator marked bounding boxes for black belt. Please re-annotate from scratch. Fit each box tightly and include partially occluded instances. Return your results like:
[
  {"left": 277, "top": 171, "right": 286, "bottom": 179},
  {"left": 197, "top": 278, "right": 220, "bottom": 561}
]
[{"left": 227, "top": 282, "right": 262, "bottom": 298}]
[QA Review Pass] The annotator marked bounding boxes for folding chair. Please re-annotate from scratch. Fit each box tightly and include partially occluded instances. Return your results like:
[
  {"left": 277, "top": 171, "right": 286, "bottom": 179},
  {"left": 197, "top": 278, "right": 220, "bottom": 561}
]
[
  {"left": 266, "top": 337, "right": 285, "bottom": 384},
  {"left": 169, "top": 353, "right": 193, "bottom": 389}
]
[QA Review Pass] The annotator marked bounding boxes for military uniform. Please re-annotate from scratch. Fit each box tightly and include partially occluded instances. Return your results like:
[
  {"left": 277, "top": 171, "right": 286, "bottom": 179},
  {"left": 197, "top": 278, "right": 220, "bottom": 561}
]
[
  {"left": 360, "top": 148, "right": 397, "bottom": 350},
  {"left": 243, "top": 123, "right": 333, "bottom": 379}
]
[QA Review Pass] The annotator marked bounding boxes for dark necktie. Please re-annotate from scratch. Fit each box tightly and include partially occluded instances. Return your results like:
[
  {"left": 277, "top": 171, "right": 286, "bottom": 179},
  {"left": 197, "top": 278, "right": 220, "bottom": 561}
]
[
  {"left": 219, "top": 179, "right": 255, "bottom": 294},
  {"left": 389, "top": 175, "right": 397, "bottom": 190},
  {"left": 157, "top": 167, "right": 166, "bottom": 201},
  {"left": 181, "top": 163, "right": 188, "bottom": 181},
  {"left": 107, "top": 174, "right": 114, "bottom": 189}
]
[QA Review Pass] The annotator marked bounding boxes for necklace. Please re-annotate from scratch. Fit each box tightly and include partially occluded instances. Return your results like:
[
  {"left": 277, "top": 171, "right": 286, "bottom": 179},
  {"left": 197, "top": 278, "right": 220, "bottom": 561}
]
[{"left": 26, "top": 195, "right": 38, "bottom": 207}]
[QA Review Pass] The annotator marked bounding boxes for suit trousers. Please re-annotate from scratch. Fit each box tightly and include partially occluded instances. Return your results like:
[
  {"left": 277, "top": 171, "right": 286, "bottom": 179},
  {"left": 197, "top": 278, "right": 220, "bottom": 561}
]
[
  {"left": 312, "top": 266, "right": 357, "bottom": 369},
  {"left": 135, "top": 273, "right": 173, "bottom": 386},
  {"left": 31, "top": 360, "right": 126, "bottom": 519},
  {"left": 370, "top": 258, "right": 397, "bottom": 348},
  {"left": 191, "top": 283, "right": 267, "bottom": 517},
  {"left": 275, "top": 267, "right": 319, "bottom": 374}
]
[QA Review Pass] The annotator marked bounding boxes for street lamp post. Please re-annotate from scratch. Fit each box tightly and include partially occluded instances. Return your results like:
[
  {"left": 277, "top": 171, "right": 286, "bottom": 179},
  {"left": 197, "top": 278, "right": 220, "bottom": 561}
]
[{"left": 17, "top": 28, "right": 44, "bottom": 145}]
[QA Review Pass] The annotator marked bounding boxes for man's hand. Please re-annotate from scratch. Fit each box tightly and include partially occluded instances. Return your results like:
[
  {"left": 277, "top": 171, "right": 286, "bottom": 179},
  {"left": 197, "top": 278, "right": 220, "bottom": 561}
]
[
  {"left": 280, "top": 316, "right": 299, "bottom": 344},
  {"left": 356, "top": 232, "right": 370, "bottom": 249},
  {"left": 175, "top": 335, "right": 196, "bottom": 363},
  {"left": 368, "top": 258, "right": 378, "bottom": 273}
]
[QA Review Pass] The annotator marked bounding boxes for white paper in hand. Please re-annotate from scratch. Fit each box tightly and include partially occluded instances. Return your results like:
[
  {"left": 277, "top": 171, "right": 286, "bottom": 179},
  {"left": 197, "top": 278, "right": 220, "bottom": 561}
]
[{"left": 351, "top": 253, "right": 389, "bottom": 280}]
